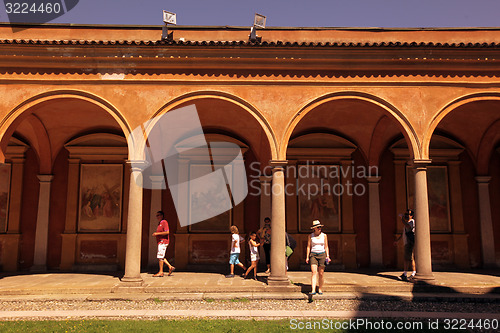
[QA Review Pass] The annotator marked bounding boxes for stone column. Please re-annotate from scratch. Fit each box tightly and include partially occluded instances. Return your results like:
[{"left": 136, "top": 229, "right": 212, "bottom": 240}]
[
  {"left": 174, "top": 159, "right": 189, "bottom": 270},
  {"left": 413, "top": 159, "right": 434, "bottom": 280},
  {"left": 367, "top": 176, "right": 383, "bottom": 267},
  {"left": 259, "top": 176, "right": 272, "bottom": 229},
  {"left": 31, "top": 174, "right": 54, "bottom": 272},
  {"left": 60, "top": 158, "right": 80, "bottom": 270},
  {"left": 4, "top": 158, "right": 25, "bottom": 271},
  {"left": 340, "top": 160, "right": 356, "bottom": 269},
  {"left": 258, "top": 175, "right": 272, "bottom": 264},
  {"left": 284, "top": 160, "right": 298, "bottom": 233},
  {"left": 448, "top": 161, "right": 469, "bottom": 268},
  {"left": 148, "top": 175, "right": 164, "bottom": 267},
  {"left": 268, "top": 160, "right": 289, "bottom": 286},
  {"left": 393, "top": 159, "right": 409, "bottom": 268},
  {"left": 7, "top": 158, "right": 25, "bottom": 233},
  {"left": 121, "top": 161, "right": 145, "bottom": 285},
  {"left": 475, "top": 176, "right": 496, "bottom": 267}
]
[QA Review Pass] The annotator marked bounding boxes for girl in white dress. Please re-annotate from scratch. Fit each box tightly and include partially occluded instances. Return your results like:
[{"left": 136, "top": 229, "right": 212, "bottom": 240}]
[{"left": 243, "top": 231, "right": 261, "bottom": 280}]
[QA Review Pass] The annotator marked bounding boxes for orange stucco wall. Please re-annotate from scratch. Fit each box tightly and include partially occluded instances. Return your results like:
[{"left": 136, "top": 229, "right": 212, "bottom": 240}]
[{"left": 0, "top": 25, "right": 499, "bottom": 271}]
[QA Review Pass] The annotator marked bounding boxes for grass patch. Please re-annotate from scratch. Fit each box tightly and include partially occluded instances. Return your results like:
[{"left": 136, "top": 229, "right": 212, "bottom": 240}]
[
  {"left": 152, "top": 298, "right": 164, "bottom": 303},
  {"left": 0, "top": 319, "right": 291, "bottom": 332},
  {"left": 0, "top": 319, "right": 448, "bottom": 332},
  {"left": 230, "top": 297, "right": 250, "bottom": 302},
  {"left": 203, "top": 298, "right": 215, "bottom": 303}
]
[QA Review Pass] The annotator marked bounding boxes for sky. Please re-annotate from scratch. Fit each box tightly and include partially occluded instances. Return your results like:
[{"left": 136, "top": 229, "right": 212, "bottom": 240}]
[{"left": 1, "top": 0, "right": 500, "bottom": 28}]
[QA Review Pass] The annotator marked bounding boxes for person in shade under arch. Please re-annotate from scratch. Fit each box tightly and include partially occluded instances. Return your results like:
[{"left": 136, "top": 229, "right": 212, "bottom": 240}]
[
  {"left": 394, "top": 209, "right": 416, "bottom": 281},
  {"left": 258, "top": 217, "right": 272, "bottom": 274}
]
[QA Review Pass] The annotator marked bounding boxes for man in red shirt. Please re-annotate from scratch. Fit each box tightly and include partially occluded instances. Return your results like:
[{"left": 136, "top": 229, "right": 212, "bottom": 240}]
[{"left": 152, "top": 211, "right": 175, "bottom": 277}]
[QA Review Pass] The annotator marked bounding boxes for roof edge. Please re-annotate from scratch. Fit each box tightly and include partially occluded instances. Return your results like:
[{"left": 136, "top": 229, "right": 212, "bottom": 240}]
[{"left": 2, "top": 22, "right": 500, "bottom": 31}]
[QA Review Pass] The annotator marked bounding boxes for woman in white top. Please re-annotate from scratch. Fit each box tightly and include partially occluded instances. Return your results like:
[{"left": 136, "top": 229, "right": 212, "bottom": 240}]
[{"left": 305, "top": 220, "right": 330, "bottom": 295}]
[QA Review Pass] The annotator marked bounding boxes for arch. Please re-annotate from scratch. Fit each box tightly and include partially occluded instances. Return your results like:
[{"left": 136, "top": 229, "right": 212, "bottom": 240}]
[
  {"left": 281, "top": 92, "right": 419, "bottom": 160},
  {"left": 367, "top": 116, "right": 393, "bottom": 167},
  {"left": 0, "top": 90, "right": 131, "bottom": 163},
  {"left": 391, "top": 134, "right": 465, "bottom": 158},
  {"left": 25, "top": 114, "right": 52, "bottom": 174},
  {"left": 477, "top": 119, "right": 500, "bottom": 175},
  {"left": 136, "top": 91, "right": 278, "bottom": 161},
  {"left": 423, "top": 92, "right": 500, "bottom": 159}
]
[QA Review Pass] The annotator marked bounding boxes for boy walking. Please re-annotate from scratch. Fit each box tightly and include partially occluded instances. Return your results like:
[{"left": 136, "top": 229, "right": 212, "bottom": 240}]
[
  {"left": 152, "top": 211, "right": 175, "bottom": 277},
  {"left": 226, "top": 225, "right": 246, "bottom": 278}
]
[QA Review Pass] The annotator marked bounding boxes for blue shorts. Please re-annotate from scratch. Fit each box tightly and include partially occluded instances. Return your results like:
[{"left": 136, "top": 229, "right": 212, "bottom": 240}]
[{"left": 229, "top": 253, "right": 240, "bottom": 265}]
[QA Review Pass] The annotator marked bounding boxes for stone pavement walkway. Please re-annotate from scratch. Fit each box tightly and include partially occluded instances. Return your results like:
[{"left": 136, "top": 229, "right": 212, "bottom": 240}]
[
  {"left": 0, "top": 309, "right": 497, "bottom": 320},
  {"left": 0, "top": 271, "right": 499, "bottom": 321},
  {"left": 0, "top": 270, "right": 498, "bottom": 299}
]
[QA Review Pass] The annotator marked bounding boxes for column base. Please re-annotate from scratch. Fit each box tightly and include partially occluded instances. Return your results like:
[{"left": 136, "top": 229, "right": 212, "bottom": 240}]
[
  {"left": 413, "top": 272, "right": 435, "bottom": 281},
  {"left": 267, "top": 275, "right": 290, "bottom": 286},
  {"left": 113, "top": 277, "right": 145, "bottom": 293},
  {"left": 30, "top": 265, "right": 47, "bottom": 273},
  {"left": 120, "top": 276, "right": 144, "bottom": 284}
]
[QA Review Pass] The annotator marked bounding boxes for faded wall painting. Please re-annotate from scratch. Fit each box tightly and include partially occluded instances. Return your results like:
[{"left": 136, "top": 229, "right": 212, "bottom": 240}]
[
  {"left": 0, "top": 163, "right": 11, "bottom": 233},
  {"left": 298, "top": 165, "right": 341, "bottom": 232},
  {"left": 79, "top": 164, "right": 123, "bottom": 232},
  {"left": 407, "top": 166, "right": 451, "bottom": 232},
  {"left": 188, "top": 163, "right": 232, "bottom": 232}
]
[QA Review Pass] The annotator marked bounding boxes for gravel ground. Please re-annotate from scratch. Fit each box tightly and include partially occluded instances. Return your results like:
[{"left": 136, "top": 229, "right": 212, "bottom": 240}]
[{"left": 1, "top": 299, "right": 498, "bottom": 313}]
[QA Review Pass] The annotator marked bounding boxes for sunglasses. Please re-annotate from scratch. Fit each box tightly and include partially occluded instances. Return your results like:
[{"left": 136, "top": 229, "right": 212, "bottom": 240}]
[{"left": 314, "top": 226, "right": 322, "bottom": 229}]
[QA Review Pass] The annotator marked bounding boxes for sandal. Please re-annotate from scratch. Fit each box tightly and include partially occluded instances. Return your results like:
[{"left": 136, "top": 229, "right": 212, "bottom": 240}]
[
  {"left": 153, "top": 273, "right": 164, "bottom": 277},
  {"left": 168, "top": 266, "right": 175, "bottom": 276}
]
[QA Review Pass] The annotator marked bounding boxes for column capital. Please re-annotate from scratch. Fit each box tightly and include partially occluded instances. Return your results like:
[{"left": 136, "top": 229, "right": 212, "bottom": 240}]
[
  {"left": 37, "top": 174, "right": 54, "bottom": 182},
  {"left": 269, "top": 160, "right": 288, "bottom": 167},
  {"left": 411, "top": 159, "right": 432, "bottom": 168},
  {"left": 475, "top": 176, "right": 492, "bottom": 184},
  {"left": 149, "top": 175, "right": 165, "bottom": 182},
  {"left": 366, "top": 176, "right": 381, "bottom": 183},
  {"left": 149, "top": 175, "right": 165, "bottom": 190},
  {"left": 125, "top": 160, "right": 148, "bottom": 173},
  {"left": 9, "top": 158, "right": 26, "bottom": 164}
]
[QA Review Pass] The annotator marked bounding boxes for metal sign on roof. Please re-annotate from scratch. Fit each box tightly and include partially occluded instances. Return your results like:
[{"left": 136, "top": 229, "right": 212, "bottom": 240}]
[
  {"left": 253, "top": 13, "right": 266, "bottom": 29},
  {"left": 163, "top": 10, "right": 176, "bottom": 25}
]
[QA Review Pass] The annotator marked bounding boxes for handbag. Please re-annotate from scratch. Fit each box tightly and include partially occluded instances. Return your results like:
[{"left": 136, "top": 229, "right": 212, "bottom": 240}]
[{"left": 285, "top": 245, "right": 293, "bottom": 257}]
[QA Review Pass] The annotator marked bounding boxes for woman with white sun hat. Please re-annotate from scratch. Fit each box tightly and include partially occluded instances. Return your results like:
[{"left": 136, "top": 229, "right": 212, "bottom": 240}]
[{"left": 305, "top": 220, "right": 330, "bottom": 295}]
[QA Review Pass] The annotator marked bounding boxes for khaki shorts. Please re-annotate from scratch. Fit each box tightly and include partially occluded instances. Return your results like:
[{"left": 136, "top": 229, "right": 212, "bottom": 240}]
[
  {"left": 309, "top": 252, "right": 326, "bottom": 267},
  {"left": 404, "top": 242, "right": 414, "bottom": 261}
]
